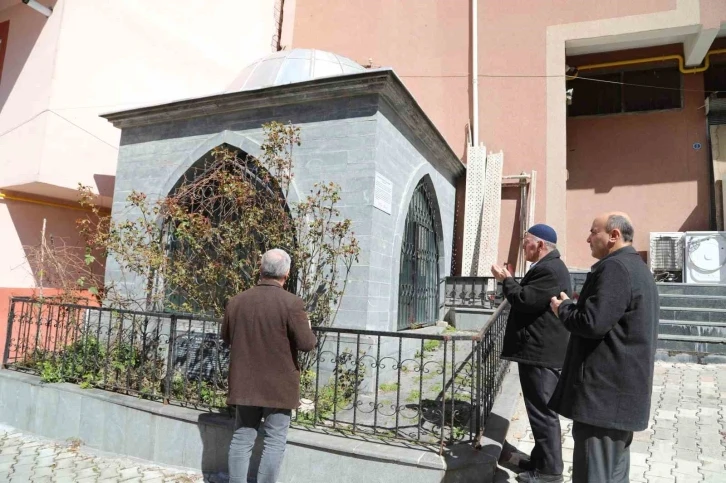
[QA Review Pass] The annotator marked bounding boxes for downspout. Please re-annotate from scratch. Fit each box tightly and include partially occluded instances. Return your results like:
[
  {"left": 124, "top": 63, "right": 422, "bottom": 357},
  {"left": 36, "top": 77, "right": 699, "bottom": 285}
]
[{"left": 471, "top": 0, "right": 478, "bottom": 146}]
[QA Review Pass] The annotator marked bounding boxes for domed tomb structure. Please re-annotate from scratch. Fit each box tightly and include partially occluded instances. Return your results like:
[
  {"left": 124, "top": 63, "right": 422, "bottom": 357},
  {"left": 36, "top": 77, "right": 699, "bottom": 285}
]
[
  {"left": 103, "top": 49, "right": 464, "bottom": 332},
  {"left": 226, "top": 49, "right": 365, "bottom": 92}
]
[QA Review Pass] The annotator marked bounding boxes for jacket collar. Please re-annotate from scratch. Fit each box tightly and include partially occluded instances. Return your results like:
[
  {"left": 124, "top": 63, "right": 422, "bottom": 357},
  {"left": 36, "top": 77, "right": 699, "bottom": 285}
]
[
  {"left": 522, "top": 249, "right": 560, "bottom": 280},
  {"left": 537, "top": 249, "right": 561, "bottom": 265},
  {"left": 591, "top": 245, "right": 637, "bottom": 270},
  {"left": 257, "top": 281, "right": 284, "bottom": 288}
]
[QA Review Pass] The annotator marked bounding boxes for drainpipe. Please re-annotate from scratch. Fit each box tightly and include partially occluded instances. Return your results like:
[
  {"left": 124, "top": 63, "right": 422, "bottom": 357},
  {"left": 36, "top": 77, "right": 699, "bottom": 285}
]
[{"left": 471, "top": 0, "right": 479, "bottom": 146}]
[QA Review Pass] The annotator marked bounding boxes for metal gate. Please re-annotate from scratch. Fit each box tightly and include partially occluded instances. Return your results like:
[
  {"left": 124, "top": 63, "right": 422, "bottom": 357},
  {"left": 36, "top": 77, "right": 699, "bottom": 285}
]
[{"left": 397, "top": 180, "right": 440, "bottom": 330}]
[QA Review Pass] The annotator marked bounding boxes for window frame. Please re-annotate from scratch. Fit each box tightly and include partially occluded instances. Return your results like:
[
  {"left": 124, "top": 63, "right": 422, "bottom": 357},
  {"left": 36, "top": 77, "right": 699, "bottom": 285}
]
[{"left": 567, "top": 63, "right": 684, "bottom": 118}]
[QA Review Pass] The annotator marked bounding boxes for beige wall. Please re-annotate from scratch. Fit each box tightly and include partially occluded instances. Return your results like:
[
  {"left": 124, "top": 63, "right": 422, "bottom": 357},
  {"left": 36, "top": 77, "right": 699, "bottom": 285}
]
[
  {"left": 712, "top": 124, "right": 726, "bottom": 230},
  {"left": 0, "top": 0, "right": 277, "bottom": 200},
  {"left": 0, "top": 0, "right": 277, "bottom": 290}
]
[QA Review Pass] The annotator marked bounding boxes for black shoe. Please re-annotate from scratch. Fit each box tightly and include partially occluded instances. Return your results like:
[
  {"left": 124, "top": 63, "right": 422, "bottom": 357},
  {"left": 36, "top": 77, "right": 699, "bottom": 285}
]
[
  {"left": 517, "top": 458, "right": 535, "bottom": 471},
  {"left": 516, "top": 470, "right": 564, "bottom": 483}
]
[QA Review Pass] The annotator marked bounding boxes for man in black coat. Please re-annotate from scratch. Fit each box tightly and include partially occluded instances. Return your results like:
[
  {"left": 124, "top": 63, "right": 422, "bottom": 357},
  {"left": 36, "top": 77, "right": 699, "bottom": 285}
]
[
  {"left": 492, "top": 223, "right": 571, "bottom": 483},
  {"left": 550, "top": 212, "right": 659, "bottom": 483}
]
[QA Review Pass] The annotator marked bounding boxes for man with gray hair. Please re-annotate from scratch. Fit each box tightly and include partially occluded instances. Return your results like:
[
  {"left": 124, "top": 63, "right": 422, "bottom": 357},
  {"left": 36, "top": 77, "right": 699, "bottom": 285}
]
[
  {"left": 222, "top": 248, "right": 316, "bottom": 483},
  {"left": 492, "top": 224, "right": 571, "bottom": 483},
  {"left": 550, "top": 212, "right": 658, "bottom": 483}
]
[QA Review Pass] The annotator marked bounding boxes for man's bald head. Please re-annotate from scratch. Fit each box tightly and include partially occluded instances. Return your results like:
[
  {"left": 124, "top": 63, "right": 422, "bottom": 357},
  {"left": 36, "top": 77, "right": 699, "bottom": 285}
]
[
  {"left": 603, "top": 212, "right": 634, "bottom": 243},
  {"left": 588, "top": 212, "right": 634, "bottom": 259}
]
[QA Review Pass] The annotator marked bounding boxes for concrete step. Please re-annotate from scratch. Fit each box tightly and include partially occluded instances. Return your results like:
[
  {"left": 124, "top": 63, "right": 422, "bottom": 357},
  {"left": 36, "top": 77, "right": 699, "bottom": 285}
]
[
  {"left": 657, "top": 334, "right": 726, "bottom": 355},
  {"left": 443, "top": 306, "right": 496, "bottom": 332},
  {"left": 658, "top": 320, "right": 726, "bottom": 338},
  {"left": 658, "top": 294, "right": 726, "bottom": 310},
  {"left": 655, "top": 348, "right": 726, "bottom": 364},
  {"left": 660, "top": 306, "right": 726, "bottom": 322},
  {"left": 657, "top": 283, "right": 726, "bottom": 297}
]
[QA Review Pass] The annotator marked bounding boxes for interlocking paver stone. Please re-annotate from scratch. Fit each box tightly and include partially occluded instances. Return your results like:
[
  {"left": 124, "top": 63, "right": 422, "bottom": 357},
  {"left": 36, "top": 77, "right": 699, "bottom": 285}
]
[
  {"left": 0, "top": 424, "right": 203, "bottom": 483},
  {"left": 497, "top": 362, "right": 726, "bottom": 483}
]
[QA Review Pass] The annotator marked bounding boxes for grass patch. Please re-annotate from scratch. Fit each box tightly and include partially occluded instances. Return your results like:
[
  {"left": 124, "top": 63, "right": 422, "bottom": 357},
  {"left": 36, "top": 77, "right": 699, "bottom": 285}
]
[
  {"left": 406, "top": 389, "right": 421, "bottom": 404},
  {"left": 379, "top": 382, "right": 399, "bottom": 392}
]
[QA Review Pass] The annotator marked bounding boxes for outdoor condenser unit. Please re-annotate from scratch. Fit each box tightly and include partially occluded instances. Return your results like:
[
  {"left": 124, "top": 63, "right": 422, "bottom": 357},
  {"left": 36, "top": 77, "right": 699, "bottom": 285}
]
[
  {"left": 683, "top": 231, "right": 726, "bottom": 284},
  {"left": 649, "top": 232, "right": 684, "bottom": 282}
]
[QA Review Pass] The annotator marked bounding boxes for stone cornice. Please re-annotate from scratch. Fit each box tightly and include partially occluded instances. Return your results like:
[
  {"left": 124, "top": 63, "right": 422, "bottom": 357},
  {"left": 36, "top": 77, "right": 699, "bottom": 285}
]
[{"left": 101, "top": 69, "right": 465, "bottom": 178}]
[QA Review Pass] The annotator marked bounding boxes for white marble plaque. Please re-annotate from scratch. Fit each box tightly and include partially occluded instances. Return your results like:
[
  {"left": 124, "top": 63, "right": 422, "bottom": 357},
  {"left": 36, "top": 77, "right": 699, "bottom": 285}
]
[{"left": 373, "top": 173, "right": 393, "bottom": 215}]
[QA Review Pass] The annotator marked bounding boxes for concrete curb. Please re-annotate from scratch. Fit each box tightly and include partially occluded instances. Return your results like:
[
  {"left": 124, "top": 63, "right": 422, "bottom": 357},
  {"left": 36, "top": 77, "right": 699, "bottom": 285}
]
[{"left": 478, "top": 363, "right": 522, "bottom": 480}]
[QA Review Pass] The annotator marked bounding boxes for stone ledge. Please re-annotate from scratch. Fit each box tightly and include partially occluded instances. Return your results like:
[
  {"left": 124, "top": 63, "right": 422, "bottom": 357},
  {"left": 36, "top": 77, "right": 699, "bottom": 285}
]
[{"left": 0, "top": 368, "right": 517, "bottom": 481}]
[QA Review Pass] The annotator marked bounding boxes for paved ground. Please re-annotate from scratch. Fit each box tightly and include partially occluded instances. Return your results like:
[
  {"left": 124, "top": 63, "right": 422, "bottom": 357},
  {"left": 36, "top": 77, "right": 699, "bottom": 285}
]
[
  {"left": 496, "top": 361, "right": 726, "bottom": 482},
  {"left": 2, "top": 360, "right": 725, "bottom": 482},
  {"left": 0, "top": 424, "right": 204, "bottom": 482}
]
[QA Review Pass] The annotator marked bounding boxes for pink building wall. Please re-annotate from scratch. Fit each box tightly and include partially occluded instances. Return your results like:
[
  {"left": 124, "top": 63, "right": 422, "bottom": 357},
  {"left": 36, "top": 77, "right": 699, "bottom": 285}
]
[
  {"left": 565, "top": 44, "right": 715, "bottom": 268},
  {"left": 289, "top": 0, "right": 724, "bottom": 270}
]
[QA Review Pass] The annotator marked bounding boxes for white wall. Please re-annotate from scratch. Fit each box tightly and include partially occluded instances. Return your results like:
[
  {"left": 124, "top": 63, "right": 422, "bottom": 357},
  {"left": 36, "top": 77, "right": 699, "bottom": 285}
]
[
  {"left": 0, "top": 0, "right": 277, "bottom": 198},
  {"left": 0, "top": 0, "right": 276, "bottom": 289}
]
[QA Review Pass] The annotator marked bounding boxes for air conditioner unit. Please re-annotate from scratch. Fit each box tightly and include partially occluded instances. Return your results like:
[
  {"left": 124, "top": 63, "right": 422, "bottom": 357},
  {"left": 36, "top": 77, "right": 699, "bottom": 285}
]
[
  {"left": 683, "top": 231, "right": 726, "bottom": 284},
  {"left": 649, "top": 232, "right": 684, "bottom": 282}
]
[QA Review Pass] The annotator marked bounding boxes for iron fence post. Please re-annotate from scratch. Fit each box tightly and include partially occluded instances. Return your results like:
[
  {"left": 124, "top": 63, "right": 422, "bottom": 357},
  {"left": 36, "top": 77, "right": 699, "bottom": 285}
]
[
  {"left": 164, "top": 314, "right": 177, "bottom": 404},
  {"left": 3, "top": 298, "right": 16, "bottom": 366}
]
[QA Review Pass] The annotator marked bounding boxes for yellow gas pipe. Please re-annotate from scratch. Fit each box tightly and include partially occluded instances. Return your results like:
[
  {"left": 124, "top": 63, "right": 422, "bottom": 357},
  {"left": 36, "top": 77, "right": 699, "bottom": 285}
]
[
  {"left": 570, "top": 48, "right": 726, "bottom": 77},
  {"left": 0, "top": 191, "right": 109, "bottom": 214}
]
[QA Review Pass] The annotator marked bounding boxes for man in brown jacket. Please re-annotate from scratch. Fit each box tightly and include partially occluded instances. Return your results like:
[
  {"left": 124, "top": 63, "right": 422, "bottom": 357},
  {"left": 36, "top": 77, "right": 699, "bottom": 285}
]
[{"left": 222, "top": 248, "right": 317, "bottom": 483}]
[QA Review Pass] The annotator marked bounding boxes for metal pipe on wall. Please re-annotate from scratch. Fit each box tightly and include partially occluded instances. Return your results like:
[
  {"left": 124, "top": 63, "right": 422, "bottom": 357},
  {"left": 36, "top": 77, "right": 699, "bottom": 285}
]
[
  {"left": 571, "top": 49, "right": 726, "bottom": 76},
  {"left": 471, "top": 0, "right": 479, "bottom": 147}
]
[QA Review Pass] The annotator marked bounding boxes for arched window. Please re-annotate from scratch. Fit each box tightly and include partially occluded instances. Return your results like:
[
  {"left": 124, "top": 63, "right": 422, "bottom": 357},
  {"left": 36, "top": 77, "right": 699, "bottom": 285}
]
[
  {"left": 397, "top": 178, "right": 441, "bottom": 330},
  {"left": 163, "top": 144, "right": 294, "bottom": 315}
]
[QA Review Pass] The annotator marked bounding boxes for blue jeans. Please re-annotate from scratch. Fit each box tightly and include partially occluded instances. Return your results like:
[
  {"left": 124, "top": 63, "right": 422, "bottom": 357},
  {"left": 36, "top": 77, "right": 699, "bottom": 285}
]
[{"left": 228, "top": 406, "right": 291, "bottom": 483}]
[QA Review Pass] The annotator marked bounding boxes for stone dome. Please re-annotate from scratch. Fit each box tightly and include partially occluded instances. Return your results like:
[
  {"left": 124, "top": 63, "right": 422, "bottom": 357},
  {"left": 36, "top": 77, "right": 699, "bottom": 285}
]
[{"left": 226, "top": 49, "right": 366, "bottom": 92}]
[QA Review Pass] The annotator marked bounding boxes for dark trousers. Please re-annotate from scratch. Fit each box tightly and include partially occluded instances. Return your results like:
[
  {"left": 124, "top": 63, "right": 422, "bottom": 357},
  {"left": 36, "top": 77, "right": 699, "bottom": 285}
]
[
  {"left": 572, "top": 421, "right": 633, "bottom": 483},
  {"left": 519, "top": 363, "right": 564, "bottom": 475}
]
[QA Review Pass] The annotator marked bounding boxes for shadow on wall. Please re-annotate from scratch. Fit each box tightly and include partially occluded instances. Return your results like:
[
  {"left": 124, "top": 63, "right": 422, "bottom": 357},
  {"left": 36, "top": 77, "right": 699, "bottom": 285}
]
[
  {"left": 566, "top": 68, "right": 709, "bottom": 196},
  {"left": 94, "top": 174, "right": 115, "bottom": 199},
  {"left": 196, "top": 411, "right": 268, "bottom": 475},
  {"left": 567, "top": 111, "right": 707, "bottom": 193},
  {"left": 118, "top": 96, "right": 380, "bottom": 146},
  {"left": 502, "top": 186, "right": 522, "bottom": 270},
  {"left": 0, "top": 0, "right": 59, "bottom": 109},
  {"left": 5, "top": 199, "right": 105, "bottom": 285}
]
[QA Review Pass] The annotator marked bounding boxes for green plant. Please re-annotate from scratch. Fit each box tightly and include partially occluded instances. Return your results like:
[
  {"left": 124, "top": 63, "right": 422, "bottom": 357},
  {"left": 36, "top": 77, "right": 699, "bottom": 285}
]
[
  {"left": 169, "top": 373, "right": 227, "bottom": 408},
  {"left": 379, "top": 382, "right": 398, "bottom": 392},
  {"left": 406, "top": 389, "right": 421, "bottom": 404},
  {"left": 423, "top": 340, "right": 440, "bottom": 352},
  {"left": 77, "top": 121, "right": 359, "bottom": 321},
  {"left": 451, "top": 426, "right": 468, "bottom": 441},
  {"left": 414, "top": 340, "right": 441, "bottom": 359},
  {"left": 297, "top": 350, "right": 365, "bottom": 424}
]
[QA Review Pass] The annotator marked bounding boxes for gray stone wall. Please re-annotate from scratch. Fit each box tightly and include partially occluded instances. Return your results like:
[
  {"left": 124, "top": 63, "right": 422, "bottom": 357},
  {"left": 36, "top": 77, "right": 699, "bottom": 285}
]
[
  {"left": 0, "top": 370, "right": 502, "bottom": 482},
  {"left": 107, "top": 92, "right": 457, "bottom": 331}
]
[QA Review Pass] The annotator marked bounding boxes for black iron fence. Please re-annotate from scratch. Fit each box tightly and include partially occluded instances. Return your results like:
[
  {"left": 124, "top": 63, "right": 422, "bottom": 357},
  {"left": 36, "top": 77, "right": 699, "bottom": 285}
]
[
  {"left": 445, "top": 276, "right": 506, "bottom": 309},
  {"left": 3, "top": 296, "right": 509, "bottom": 452},
  {"left": 445, "top": 272, "right": 589, "bottom": 309}
]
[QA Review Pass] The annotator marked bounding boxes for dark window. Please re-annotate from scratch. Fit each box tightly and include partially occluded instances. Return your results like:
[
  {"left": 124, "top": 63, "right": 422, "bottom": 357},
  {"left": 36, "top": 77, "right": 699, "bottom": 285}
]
[
  {"left": 567, "top": 73, "right": 621, "bottom": 116},
  {"left": 623, "top": 68, "right": 681, "bottom": 112},
  {"left": 705, "top": 62, "right": 726, "bottom": 98},
  {"left": 567, "top": 66, "right": 681, "bottom": 117}
]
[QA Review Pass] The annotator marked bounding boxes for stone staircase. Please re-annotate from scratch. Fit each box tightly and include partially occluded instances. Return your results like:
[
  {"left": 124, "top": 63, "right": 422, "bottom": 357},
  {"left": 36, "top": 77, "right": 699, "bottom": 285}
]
[{"left": 657, "top": 283, "right": 726, "bottom": 360}]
